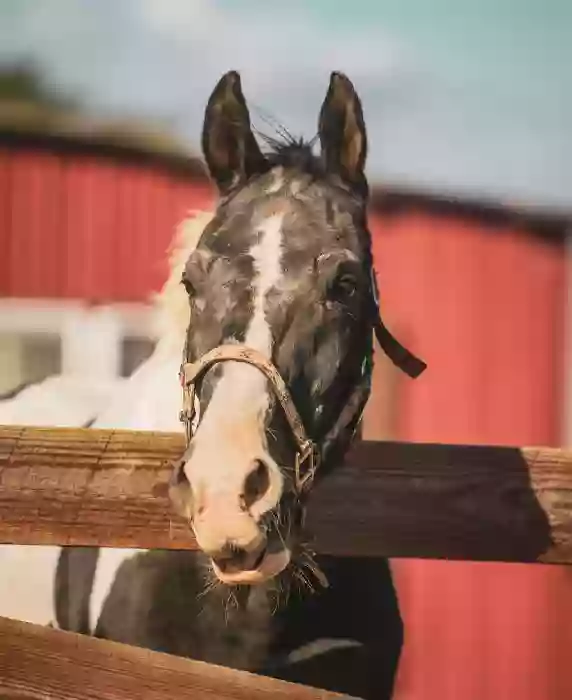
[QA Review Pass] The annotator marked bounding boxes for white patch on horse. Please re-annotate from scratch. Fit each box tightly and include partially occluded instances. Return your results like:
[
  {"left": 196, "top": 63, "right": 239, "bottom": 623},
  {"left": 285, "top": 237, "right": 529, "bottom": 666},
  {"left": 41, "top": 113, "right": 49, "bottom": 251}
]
[
  {"left": 0, "top": 545, "right": 60, "bottom": 625},
  {"left": 247, "top": 213, "right": 284, "bottom": 359},
  {"left": 185, "top": 213, "right": 285, "bottom": 535},
  {"left": 193, "top": 213, "right": 284, "bottom": 435},
  {"left": 89, "top": 548, "right": 147, "bottom": 634}
]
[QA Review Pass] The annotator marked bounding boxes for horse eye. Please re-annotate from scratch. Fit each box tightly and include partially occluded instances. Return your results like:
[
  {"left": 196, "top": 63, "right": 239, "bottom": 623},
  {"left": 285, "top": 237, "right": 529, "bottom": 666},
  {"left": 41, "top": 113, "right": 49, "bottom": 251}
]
[
  {"left": 181, "top": 275, "right": 195, "bottom": 296},
  {"left": 329, "top": 273, "right": 358, "bottom": 303}
]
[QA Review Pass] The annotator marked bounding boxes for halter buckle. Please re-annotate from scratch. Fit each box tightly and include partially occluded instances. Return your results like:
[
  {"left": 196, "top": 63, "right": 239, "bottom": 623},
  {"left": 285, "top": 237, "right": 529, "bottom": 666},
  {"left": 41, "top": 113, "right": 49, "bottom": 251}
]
[
  {"left": 295, "top": 440, "right": 318, "bottom": 493},
  {"left": 179, "top": 366, "right": 198, "bottom": 443}
]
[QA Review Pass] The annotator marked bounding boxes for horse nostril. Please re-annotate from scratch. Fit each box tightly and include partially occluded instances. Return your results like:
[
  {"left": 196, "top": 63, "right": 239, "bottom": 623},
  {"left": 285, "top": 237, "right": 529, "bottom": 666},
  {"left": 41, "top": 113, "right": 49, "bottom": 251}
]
[
  {"left": 171, "top": 458, "right": 189, "bottom": 486},
  {"left": 168, "top": 458, "right": 193, "bottom": 519},
  {"left": 240, "top": 459, "right": 271, "bottom": 510}
]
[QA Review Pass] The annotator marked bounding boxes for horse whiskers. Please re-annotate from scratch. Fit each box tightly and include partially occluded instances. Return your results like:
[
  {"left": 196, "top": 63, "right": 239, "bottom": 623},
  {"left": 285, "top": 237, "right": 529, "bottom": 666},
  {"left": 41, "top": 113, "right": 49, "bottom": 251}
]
[
  {"left": 198, "top": 575, "right": 219, "bottom": 600},
  {"left": 226, "top": 588, "right": 239, "bottom": 614},
  {"left": 286, "top": 508, "right": 294, "bottom": 539},
  {"left": 258, "top": 499, "right": 329, "bottom": 598},
  {"left": 266, "top": 426, "right": 278, "bottom": 441},
  {"left": 299, "top": 568, "right": 317, "bottom": 594},
  {"left": 198, "top": 554, "right": 226, "bottom": 599},
  {"left": 305, "top": 557, "right": 329, "bottom": 590},
  {"left": 272, "top": 575, "right": 291, "bottom": 613},
  {"left": 223, "top": 593, "right": 232, "bottom": 624},
  {"left": 292, "top": 567, "right": 314, "bottom": 594},
  {"left": 193, "top": 498, "right": 324, "bottom": 612},
  {"left": 275, "top": 520, "right": 288, "bottom": 552},
  {"left": 271, "top": 508, "right": 281, "bottom": 530},
  {"left": 294, "top": 543, "right": 329, "bottom": 591}
]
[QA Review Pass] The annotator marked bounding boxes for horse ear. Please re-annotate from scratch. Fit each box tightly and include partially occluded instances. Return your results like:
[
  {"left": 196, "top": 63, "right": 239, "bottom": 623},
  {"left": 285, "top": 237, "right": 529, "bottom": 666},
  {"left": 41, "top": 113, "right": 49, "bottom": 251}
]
[
  {"left": 201, "top": 71, "right": 268, "bottom": 195},
  {"left": 318, "top": 71, "right": 368, "bottom": 197}
]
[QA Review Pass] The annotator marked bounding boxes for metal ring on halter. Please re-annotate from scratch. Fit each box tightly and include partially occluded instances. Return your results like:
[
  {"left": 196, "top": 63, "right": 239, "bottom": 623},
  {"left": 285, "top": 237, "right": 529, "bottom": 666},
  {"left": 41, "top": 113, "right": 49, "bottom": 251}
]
[
  {"left": 295, "top": 440, "right": 318, "bottom": 493},
  {"left": 179, "top": 370, "right": 201, "bottom": 443}
]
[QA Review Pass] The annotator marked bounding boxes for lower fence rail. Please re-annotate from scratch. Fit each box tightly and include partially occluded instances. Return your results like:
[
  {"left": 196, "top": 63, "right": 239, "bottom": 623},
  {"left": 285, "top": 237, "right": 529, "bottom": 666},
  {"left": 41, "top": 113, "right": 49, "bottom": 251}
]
[{"left": 0, "top": 616, "right": 352, "bottom": 700}]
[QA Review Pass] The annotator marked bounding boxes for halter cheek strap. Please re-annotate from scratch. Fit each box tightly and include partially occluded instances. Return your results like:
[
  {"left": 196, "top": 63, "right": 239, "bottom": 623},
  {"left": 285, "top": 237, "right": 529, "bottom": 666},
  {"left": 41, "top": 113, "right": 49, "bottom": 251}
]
[{"left": 319, "top": 369, "right": 371, "bottom": 465}]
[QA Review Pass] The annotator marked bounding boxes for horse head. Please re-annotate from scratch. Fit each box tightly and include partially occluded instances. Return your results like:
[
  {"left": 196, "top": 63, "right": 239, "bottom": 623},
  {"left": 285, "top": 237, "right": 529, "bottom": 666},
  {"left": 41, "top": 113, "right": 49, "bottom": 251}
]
[{"left": 169, "top": 70, "right": 425, "bottom": 587}]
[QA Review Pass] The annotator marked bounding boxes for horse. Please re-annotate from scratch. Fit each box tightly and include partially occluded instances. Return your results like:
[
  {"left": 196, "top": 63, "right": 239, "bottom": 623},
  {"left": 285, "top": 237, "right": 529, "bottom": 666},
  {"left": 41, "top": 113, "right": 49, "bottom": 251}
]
[
  {"left": 0, "top": 375, "right": 123, "bottom": 427},
  {"left": 9, "top": 71, "right": 426, "bottom": 699},
  {"left": 0, "top": 373, "right": 124, "bottom": 625}
]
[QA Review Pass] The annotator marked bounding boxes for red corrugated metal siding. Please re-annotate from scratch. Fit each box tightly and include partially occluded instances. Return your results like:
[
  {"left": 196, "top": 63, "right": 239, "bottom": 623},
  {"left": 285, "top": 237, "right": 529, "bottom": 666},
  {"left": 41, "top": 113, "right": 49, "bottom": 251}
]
[
  {"left": 0, "top": 148, "right": 214, "bottom": 302},
  {"left": 136, "top": 174, "right": 213, "bottom": 299},
  {"left": 63, "top": 159, "right": 120, "bottom": 300},
  {"left": 6, "top": 151, "right": 66, "bottom": 298},
  {"left": 370, "top": 211, "right": 571, "bottom": 700},
  {"left": 375, "top": 213, "right": 565, "bottom": 445},
  {"left": 0, "top": 151, "right": 10, "bottom": 295}
]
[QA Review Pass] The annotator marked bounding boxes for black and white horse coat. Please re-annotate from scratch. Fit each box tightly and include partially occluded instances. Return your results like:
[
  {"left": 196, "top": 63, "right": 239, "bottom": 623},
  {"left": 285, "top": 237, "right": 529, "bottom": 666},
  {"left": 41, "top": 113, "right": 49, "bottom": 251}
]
[{"left": 0, "top": 68, "right": 429, "bottom": 698}]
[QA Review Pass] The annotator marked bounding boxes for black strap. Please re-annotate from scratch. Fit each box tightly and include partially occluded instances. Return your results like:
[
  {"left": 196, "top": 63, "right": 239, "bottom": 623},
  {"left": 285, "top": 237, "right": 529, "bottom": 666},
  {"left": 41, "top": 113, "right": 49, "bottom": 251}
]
[
  {"left": 315, "top": 308, "right": 426, "bottom": 481},
  {"left": 369, "top": 266, "right": 427, "bottom": 379},
  {"left": 374, "top": 316, "right": 427, "bottom": 379}
]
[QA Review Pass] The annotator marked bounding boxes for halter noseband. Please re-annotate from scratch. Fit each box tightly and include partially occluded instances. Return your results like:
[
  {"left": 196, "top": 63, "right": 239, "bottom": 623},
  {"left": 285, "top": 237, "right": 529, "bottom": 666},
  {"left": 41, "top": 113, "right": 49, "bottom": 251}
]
[{"left": 179, "top": 345, "right": 319, "bottom": 494}]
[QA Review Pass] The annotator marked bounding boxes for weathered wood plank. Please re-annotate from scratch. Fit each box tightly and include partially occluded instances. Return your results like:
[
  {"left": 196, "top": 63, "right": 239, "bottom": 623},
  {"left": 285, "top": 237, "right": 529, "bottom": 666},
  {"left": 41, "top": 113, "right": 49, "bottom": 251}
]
[
  {"left": 0, "top": 616, "right": 349, "bottom": 700},
  {"left": 0, "top": 425, "right": 571, "bottom": 564}
]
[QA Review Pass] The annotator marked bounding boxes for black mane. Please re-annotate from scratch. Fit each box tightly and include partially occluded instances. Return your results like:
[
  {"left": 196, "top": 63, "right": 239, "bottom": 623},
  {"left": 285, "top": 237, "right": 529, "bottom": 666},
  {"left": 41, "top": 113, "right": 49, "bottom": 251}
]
[
  {"left": 259, "top": 133, "right": 327, "bottom": 179},
  {"left": 256, "top": 130, "right": 369, "bottom": 200}
]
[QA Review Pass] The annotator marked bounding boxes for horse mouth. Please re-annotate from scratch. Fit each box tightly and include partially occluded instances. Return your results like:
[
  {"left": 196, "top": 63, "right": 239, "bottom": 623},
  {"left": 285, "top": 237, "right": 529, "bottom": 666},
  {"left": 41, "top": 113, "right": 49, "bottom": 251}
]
[{"left": 211, "top": 545, "right": 291, "bottom": 585}]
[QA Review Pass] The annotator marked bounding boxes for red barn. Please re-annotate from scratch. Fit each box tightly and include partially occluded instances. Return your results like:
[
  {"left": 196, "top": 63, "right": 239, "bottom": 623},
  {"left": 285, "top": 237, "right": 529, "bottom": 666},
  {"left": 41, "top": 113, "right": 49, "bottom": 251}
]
[{"left": 0, "top": 127, "right": 571, "bottom": 699}]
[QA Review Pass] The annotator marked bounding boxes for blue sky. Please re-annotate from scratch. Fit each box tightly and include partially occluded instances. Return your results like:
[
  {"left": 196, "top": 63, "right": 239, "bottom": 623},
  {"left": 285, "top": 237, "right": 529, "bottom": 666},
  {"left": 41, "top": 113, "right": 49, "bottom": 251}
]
[{"left": 1, "top": 0, "right": 570, "bottom": 208}]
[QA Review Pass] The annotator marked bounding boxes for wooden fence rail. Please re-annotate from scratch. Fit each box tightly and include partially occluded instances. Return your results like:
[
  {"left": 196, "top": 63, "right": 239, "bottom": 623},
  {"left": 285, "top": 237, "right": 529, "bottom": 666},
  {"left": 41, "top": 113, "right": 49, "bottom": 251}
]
[
  {"left": 0, "top": 616, "right": 349, "bottom": 700},
  {"left": 1, "top": 424, "right": 571, "bottom": 564}
]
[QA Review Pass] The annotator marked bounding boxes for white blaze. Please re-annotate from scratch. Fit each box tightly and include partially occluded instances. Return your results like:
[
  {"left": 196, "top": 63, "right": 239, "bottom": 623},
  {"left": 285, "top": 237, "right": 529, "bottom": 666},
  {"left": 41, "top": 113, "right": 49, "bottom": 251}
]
[
  {"left": 194, "top": 213, "right": 284, "bottom": 437},
  {"left": 184, "top": 213, "right": 286, "bottom": 532}
]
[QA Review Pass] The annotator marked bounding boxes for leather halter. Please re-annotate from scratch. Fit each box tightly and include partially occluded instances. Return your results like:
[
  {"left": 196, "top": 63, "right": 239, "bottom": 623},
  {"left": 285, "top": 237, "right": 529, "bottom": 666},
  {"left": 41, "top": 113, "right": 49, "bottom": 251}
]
[
  {"left": 178, "top": 297, "right": 426, "bottom": 495},
  {"left": 179, "top": 345, "right": 318, "bottom": 493}
]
